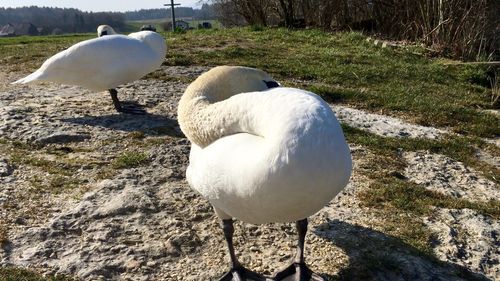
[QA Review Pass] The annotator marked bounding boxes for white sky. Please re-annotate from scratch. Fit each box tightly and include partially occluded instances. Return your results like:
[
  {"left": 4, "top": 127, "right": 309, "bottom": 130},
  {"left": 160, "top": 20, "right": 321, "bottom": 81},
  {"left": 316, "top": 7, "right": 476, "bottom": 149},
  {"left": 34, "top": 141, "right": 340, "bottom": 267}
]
[{"left": 0, "top": 0, "right": 203, "bottom": 12}]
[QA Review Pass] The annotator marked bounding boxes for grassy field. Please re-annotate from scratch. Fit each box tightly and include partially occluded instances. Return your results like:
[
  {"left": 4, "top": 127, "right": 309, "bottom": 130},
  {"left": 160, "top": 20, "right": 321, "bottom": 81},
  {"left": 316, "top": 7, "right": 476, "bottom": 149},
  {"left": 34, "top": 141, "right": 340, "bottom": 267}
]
[
  {"left": 1, "top": 28, "right": 497, "bottom": 138},
  {"left": 0, "top": 27, "right": 498, "bottom": 280}
]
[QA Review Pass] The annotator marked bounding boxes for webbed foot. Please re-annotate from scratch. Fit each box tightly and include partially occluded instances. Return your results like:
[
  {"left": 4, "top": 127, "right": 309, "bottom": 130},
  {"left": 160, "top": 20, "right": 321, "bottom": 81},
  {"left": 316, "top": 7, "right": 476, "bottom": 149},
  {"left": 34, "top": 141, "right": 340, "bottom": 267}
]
[
  {"left": 219, "top": 266, "right": 268, "bottom": 281},
  {"left": 273, "top": 262, "right": 324, "bottom": 281},
  {"left": 116, "top": 102, "right": 147, "bottom": 115},
  {"left": 108, "top": 88, "right": 146, "bottom": 115}
]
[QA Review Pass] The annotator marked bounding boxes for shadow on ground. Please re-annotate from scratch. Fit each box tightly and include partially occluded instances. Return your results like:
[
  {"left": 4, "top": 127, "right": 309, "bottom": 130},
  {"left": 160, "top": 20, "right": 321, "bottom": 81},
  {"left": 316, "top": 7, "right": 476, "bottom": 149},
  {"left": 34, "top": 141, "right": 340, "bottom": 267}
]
[
  {"left": 61, "top": 112, "right": 184, "bottom": 137},
  {"left": 314, "top": 220, "right": 490, "bottom": 281}
]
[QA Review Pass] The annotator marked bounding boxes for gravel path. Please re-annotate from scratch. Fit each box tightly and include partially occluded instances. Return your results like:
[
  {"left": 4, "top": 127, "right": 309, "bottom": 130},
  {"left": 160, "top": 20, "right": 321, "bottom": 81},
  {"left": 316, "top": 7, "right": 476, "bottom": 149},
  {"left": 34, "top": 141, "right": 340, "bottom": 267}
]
[
  {"left": 331, "top": 106, "right": 446, "bottom": 139},
  {"left": 404, "top": 152, "right": 499, "bottom": 202},
  {"left": 0, "top": 66, "right": 498, "bottom": 280}
]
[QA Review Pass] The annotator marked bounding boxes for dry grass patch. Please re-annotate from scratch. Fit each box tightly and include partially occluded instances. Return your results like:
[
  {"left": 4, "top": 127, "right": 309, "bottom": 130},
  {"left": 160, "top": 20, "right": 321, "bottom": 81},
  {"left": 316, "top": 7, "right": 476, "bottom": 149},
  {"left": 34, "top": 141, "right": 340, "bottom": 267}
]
[{"left": 0, "top": 267, "right": 73, "bottom": 281}]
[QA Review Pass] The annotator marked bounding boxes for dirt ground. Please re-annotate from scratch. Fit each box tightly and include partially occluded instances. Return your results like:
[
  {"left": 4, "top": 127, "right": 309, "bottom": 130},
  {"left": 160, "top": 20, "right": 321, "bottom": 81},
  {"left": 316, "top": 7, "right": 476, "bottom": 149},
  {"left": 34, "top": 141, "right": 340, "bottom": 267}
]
[{"left": 0, "top": 66, "right": 498, "bottom": 280}]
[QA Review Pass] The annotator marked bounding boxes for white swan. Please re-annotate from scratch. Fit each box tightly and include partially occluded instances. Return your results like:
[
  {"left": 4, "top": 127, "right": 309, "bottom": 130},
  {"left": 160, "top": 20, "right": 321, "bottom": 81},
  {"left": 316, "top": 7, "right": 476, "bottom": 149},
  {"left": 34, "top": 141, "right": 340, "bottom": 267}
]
[
  {"left": 178, "top": 66, "right": 352, "bottom": 280},
  {"left": 97, "top": 25, "right": 117, "bottom": 37},
  {"left": 12, "top": 27, "right": 166, "bottom": 114}
]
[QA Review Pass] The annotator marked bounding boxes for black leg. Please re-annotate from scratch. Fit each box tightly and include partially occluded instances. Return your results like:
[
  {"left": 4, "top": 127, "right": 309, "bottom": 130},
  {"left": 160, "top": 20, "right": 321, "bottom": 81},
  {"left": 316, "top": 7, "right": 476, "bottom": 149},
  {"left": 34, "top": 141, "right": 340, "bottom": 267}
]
[
  {"left": 274, "top": 218, "right": 324, "bottom": 281},
  {"left": 218, "top": 219, "right": 267, "bottom": 281},
  {"left": 108, "top": 88, "right": 122, "bottom": 112},
  {"left": 294, "top": 219, "right": 308, "bottom": 264},
  {"left": 108, "top": 88, "right": 146, "bottom": 115},
  {"left": 222, "top": 219, "right": 241, "bottom": 269}
]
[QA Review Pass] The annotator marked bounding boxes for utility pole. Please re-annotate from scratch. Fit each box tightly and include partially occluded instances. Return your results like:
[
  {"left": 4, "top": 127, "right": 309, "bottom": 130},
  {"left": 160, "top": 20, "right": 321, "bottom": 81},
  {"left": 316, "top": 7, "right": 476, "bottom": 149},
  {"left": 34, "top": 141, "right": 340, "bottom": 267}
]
[{"left": 164, "top": 1, "right": 181, "bottom": 32}]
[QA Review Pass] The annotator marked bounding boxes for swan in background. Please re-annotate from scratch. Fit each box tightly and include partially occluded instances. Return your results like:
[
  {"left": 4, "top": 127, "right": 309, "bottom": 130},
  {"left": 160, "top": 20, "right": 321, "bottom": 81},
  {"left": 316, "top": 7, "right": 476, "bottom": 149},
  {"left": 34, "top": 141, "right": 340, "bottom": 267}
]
[
  {"left": 97, "top": 24, "right": 156, "bottom": 37},
  {"left": 178, "top": 66, "right": 352, "bottom": 280},
  {"left": 12, "top": 26, "right": 166, "bottom": 114},
  {"left": 97, "top": 24, "right": 117, "bottom": 37}
]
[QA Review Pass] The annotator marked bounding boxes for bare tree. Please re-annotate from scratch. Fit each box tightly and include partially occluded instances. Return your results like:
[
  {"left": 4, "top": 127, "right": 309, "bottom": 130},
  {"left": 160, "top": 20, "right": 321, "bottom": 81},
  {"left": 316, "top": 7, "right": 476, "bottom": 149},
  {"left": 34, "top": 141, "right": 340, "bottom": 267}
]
[
  {"left": 277, "top": 0, "right": 295, "bottom": 27},
  {"left": 210, "top": 0, "right": 499, "bottom": 60},
  {"left": 212, "top": 0, "right": 272, "bottom": 26}
]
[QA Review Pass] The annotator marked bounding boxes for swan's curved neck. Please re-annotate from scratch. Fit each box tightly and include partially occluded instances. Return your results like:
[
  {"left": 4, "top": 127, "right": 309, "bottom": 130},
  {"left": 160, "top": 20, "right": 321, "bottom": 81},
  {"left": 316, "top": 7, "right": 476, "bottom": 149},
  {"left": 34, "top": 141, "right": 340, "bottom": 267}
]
[
  {"left": 178, "top": 81, "right": 244, "bottom": 148},
  {"left": 178, "top": 66, "right": 275, "bottom": 147}
]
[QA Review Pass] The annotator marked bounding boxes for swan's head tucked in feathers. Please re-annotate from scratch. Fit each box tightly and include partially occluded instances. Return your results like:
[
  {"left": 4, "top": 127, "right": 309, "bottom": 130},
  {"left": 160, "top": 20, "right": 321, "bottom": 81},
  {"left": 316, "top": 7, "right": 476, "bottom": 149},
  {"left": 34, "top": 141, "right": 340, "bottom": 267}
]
[
  {"left": 184, "top": 66, "right": 279, "bottom": 103},
  {"left": 178, "top": 66, "right": 280, "bottom": 147},
  {"left": 97, "top": 25, "right": 116, "bottom": 37}
]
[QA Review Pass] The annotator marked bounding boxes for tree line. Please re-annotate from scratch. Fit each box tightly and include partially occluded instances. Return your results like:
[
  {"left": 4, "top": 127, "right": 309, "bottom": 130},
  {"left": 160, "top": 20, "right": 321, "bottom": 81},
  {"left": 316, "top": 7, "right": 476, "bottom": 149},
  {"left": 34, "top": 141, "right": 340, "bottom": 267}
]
[
  {"left": 0, "top": 6, "right": 125, "bottom": 34},
  {"left": 212, "top": 0, "right": 499, "bottom": 60},
  {"left": 0, "top": 4, "right": 217, "bottom": 34},
  {"left": 124, "top": 5, "right": 216, "bottom": 21},
  {"left": 2, "top": 3, "right": 496, "bottom": 60}
]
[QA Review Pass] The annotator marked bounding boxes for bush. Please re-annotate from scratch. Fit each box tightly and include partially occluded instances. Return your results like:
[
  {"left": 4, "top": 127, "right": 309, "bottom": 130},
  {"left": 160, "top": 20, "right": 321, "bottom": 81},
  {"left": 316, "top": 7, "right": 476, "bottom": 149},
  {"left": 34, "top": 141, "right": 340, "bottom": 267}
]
[{"left": 212, "top": 0, "right": 499, "bottom": 61}]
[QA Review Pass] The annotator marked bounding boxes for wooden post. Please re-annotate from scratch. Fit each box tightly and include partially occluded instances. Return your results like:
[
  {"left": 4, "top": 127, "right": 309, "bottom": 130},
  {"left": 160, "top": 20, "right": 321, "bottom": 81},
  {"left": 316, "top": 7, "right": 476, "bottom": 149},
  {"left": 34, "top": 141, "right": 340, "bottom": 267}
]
[{"left": 164, "top": 1, "right": 181, "bottom": 32}]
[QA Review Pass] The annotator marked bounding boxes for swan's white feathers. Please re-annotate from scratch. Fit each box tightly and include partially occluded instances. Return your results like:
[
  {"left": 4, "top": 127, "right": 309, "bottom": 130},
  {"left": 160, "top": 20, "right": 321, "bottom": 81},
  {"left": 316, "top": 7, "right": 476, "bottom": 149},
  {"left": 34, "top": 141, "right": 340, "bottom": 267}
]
[
  {"left": 12, "top": 31, "right": 166, "bottom": 91},
  {"left": 183, "top": 79, "right": 352, "bottom": 224}
]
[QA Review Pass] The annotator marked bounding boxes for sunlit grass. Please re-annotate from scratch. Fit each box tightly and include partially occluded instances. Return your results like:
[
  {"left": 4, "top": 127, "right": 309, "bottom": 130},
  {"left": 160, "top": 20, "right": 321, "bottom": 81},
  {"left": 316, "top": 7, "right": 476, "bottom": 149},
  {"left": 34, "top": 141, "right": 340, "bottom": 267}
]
[
  {"left": 1, "top": 28, "right": 496, "bottom": 138},
  {"left": 112, "top": 151, "right": 150, "bottom": 169},
  {"left": 165, "top": 28, "right": 498, "bottom": 138}
]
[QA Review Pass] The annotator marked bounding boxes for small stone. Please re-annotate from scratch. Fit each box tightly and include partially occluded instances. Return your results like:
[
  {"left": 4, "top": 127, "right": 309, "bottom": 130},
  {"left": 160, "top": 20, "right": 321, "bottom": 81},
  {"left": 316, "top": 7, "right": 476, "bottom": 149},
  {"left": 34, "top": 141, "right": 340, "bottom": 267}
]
[
  {"left": 14, "top": 217, "right": 27, "bottom": 225},
  {"left": 0, "top": 159, "right": 13, "bottom": 177},
  {"left": 249, "top": 246, "right": 259, "bottom": 252},
  {"left": 125, "top": 259, "right": 142, "bottom": 270},
  {"left": 389, "top": 171, "right": 406, "bottom": 180},
  {"left": 165, "top": 240, "right": 181, "bottom": 257}
]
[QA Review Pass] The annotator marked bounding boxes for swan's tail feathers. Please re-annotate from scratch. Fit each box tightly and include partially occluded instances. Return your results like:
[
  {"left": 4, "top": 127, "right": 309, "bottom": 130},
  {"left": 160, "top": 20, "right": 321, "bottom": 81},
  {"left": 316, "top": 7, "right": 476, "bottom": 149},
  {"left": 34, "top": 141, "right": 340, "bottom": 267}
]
[{"left": 11, "top": 71, "right": 44, "bottom": 85}]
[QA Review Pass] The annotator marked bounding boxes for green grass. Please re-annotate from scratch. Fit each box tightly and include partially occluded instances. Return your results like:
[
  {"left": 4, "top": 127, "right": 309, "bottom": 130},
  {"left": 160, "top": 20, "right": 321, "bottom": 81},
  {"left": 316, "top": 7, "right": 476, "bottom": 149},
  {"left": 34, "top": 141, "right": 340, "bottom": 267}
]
[
  {"left": 184, "top": 19, "right": 222, "bottom": 29},
  {"left": 5, "top": 144, "right": 84, "bottom": 193},
  {"left": 363, "top": 179, "right": 500, "bottom": 219},
  {"left": 126, "top": 19, "right": 222, "bottom": 32},
  {"left": 1, "top": 27, "right": 496, "bottom": 138},
  {"left": 124, "top": 21, "right": 155, "bottom": 32},
  {"left": 112, "top": 151, "right": 150, "bottom": 169},
  {"left": 342, "top": 125, "right": 499, "bottom": 183},
  {"left": 0, "top": 267, "right": 72, "bottom": 281},
  {"left": 8, "top": 147, "right": 87, "bottom": 191},
  {"left": 0, "top": 34, "right": 94, "bottom": 72},
  {"left": 343, "top": 125, "right": 499, "bottom": 253},
  {"left": 0, "top": 139, "right": 106, "bottom": 194},
  {"left": 162, "top": 27, "right": 498, "bottom": 138}
]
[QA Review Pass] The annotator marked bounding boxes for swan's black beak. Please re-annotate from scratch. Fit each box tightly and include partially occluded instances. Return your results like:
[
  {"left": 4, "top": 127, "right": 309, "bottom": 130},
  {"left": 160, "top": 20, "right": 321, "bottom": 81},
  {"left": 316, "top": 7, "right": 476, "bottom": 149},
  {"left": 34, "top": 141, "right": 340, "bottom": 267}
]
[
  {"left": 99, "top": 30, "right": 108, "bottom": 36},
  {"left": 264, "top": 80, "right": 280, "bottom": 89},
  {"left": 140, "top": 25, "right": 157, "bottom": 32}
]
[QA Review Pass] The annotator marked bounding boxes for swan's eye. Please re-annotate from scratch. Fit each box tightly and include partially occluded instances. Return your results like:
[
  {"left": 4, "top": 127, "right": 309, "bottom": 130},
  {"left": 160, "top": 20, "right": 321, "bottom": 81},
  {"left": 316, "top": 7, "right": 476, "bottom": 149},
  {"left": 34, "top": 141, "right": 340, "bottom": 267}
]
[{"left": 264, "top": 80, "right": 280, "bottom": 89}]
